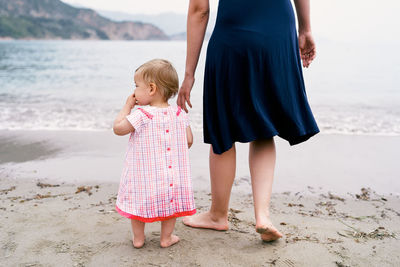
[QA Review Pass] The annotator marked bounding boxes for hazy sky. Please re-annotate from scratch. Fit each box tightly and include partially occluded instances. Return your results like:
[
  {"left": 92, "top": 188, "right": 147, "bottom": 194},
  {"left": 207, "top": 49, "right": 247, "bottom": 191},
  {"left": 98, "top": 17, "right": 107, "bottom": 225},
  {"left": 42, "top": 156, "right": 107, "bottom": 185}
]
[
  {"left": 62, "top": 0, "right": 218, "bottom": 14},
  {"left": 62, "top": 0, "right": 399, "bottom": 44}
]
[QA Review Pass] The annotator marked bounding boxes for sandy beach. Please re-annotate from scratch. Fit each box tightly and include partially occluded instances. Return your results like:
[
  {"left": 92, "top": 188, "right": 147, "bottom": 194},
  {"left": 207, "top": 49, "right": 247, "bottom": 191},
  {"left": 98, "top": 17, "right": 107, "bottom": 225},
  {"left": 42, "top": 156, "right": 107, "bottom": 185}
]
[{"left": 1, "top": 130, "right": 400, "bottom": 266}]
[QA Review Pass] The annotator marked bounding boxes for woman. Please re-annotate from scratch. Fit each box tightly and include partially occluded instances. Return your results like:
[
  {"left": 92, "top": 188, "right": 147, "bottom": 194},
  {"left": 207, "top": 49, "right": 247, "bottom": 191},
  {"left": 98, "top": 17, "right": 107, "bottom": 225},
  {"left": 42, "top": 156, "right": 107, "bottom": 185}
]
[{"left": 177, "top": 0, "right": 319, "bottom": 242}]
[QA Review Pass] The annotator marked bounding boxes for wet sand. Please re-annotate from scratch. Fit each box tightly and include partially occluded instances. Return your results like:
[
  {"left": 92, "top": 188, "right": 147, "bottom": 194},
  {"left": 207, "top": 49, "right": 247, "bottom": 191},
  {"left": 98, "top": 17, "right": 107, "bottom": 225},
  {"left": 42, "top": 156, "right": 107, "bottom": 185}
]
[
  {"left": 0, "top": 130, "right": 400, "bottom": 266},
  {"left": 1, "top": 130, "right": 399, "bottom": 195}
]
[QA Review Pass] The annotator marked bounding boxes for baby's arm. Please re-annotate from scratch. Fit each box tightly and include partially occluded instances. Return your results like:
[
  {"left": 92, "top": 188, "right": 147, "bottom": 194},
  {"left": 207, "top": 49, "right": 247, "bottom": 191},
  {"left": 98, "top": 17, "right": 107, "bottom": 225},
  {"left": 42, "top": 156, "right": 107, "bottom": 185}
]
[
  {"left": 113, "top": 94, "right": 135, "bottom": 136},
  {"left": 186, "top": 126, "right": 193, "bottom": 148}
]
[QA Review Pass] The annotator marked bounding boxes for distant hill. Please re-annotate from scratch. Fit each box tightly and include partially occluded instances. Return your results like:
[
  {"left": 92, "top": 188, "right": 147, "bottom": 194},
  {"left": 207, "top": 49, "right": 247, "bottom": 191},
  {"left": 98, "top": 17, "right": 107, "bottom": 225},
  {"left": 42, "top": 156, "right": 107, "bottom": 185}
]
[
  {"left": 96, "top": 10, "right": 217, "bottom": 40},
  {"left": 0, "top": 0, "right": 168, "bottom": 40},
  {"left": 96, "top": 11, "right": 188, "bottom": 36}
]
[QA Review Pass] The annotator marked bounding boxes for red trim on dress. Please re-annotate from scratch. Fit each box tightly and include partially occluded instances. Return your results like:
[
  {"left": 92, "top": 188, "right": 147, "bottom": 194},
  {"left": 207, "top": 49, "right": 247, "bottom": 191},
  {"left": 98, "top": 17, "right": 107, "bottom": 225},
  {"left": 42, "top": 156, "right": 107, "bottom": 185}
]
[
  {"left": 115, "top": 205, "right": 196, "bottom": 223},
  {"left": 138, "top": 108, "right": 154, "bottom": 119}
]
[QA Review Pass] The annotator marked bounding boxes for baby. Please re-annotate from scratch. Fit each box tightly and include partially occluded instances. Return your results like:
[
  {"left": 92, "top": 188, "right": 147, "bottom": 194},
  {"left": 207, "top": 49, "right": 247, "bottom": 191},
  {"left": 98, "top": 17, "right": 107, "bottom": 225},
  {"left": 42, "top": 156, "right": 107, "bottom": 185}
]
[{"left": 113, "top": 59, "right": 196, "bottom": 248}]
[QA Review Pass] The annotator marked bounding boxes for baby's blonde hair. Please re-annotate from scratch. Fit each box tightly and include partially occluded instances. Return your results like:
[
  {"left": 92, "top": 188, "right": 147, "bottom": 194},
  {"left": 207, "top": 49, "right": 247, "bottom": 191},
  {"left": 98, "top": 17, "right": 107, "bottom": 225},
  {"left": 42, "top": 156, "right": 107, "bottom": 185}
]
[{"left": 135, "top": 59, "right": 179, "bottom": 101}]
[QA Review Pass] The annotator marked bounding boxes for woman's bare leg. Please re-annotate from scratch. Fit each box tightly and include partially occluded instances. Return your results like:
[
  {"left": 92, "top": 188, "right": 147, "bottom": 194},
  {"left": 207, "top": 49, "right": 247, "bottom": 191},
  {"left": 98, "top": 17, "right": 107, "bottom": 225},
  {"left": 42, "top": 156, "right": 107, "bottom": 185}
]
[
  {"left": 182, "top": 144, "right": 236, "bottom": 230},
  {"left": 130, "top": 219, "right": 146, "bottom": 248},
  {"left": 160, "top": 218, "right": 180, "bottom": 248},
  {"left": 249, "top": 138, "right": 283, "bottom": 241}
]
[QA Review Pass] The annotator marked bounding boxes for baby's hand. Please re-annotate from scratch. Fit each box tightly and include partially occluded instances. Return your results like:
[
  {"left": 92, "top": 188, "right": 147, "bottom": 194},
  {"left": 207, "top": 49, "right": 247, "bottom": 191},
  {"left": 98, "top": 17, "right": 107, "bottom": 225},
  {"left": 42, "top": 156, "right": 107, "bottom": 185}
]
[{"left": 125, "top": 93, "right": 136, "bottom": 109}]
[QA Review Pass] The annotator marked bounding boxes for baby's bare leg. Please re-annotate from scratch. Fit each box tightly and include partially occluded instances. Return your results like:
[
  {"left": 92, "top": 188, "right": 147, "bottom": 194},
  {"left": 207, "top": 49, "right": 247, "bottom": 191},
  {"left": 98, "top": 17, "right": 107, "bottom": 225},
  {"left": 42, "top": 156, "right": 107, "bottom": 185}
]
[
  {"left": 160, "top": 218, "right": 179, "bottom": 248},
  {"left": 249, "top": 138, "right": 283, "bottom": 241},
  {"left": 130, "top": 219, "right": 145, "bottom": 248}
]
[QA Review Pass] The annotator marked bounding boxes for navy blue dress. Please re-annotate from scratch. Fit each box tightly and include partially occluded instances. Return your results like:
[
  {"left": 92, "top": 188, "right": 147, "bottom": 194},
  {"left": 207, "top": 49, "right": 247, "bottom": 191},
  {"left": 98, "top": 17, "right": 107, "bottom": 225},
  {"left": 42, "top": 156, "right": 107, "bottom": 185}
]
[{"left": 203, "top": 0, "right": 320, "bottom": 154}]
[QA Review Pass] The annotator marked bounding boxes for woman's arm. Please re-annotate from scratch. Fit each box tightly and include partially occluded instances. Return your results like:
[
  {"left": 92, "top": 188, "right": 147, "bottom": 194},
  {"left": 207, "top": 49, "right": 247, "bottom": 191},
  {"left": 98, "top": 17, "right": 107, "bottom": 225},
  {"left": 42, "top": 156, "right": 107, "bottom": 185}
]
[
  {"left": 177, "top": 0, "right": 210, "bottom": 113},
  {"left": 293, "top": 0, "right": 316, "bottom": 68},
  {"left": 113, "top": 94, "right": 135, "bottom": 136},
  {"left": 293, "top": 0, "right": 311, "bottom": 34}
]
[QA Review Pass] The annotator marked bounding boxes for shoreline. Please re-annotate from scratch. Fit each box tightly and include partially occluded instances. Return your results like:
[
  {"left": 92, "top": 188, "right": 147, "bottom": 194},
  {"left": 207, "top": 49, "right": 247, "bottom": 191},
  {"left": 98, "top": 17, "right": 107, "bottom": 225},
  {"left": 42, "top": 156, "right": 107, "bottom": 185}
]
[{"left": 1, "top": 129, "right": 399, "bottom": 195}]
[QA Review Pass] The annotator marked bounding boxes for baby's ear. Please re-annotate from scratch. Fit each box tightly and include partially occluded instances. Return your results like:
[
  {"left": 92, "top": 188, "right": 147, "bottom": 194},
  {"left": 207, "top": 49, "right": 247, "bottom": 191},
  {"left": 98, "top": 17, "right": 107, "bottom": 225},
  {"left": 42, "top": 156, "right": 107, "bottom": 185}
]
[{"left": 149, "top": 83, "right": 157, "bottom": 96}]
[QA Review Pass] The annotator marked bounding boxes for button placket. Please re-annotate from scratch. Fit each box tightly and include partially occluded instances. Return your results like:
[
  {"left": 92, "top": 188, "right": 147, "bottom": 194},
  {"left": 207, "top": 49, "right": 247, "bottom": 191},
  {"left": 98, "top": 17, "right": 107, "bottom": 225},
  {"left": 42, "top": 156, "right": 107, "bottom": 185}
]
[
  {"left": 168, "top": 153, "right": 174, "bottom": 204},
  {"left": 164, "top": 116, "right": 174, "bottom": 205}
]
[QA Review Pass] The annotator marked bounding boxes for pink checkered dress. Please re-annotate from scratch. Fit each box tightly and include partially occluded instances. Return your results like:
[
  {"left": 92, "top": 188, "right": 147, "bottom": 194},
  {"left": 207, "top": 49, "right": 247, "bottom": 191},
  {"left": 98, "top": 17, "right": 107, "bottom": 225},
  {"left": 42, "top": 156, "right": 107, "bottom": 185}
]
[{"left": 115, "top": 104, "right": 196, "bottom": 222}]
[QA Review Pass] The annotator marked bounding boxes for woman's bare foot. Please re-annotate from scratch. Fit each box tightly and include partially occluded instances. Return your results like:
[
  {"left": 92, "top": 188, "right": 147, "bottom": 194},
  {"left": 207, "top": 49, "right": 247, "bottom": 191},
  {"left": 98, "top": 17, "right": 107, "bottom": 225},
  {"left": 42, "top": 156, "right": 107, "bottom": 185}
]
[
  {"left": 132, "top": 235, "right": 145, "bottom": 248},
  {"left": 255, "top": 220, "right": 283, "bottom": 242},
  {"left": 182, "top": 212, "right": 229, "bottom": 231},
  {"left": 160, "top": 234, "right": 180, "bottom": 248}
]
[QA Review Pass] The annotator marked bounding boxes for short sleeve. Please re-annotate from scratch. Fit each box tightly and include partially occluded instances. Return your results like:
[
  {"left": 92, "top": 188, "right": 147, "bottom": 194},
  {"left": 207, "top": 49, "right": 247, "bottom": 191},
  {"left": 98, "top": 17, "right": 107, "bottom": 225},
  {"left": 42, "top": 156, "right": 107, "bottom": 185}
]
[
  {"left": 126, "top": 109, "right": 149, "bottom": 131},
  {"left": 182, "top": 110, "right": 190, "bottom": 128}
]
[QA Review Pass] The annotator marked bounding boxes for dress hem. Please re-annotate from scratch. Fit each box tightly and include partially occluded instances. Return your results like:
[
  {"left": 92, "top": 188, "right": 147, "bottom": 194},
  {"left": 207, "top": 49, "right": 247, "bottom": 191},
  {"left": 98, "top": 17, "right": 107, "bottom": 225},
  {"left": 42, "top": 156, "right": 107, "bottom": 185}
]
[
  {"left": 115, "top": 205, "right": 196, "bottom": 223},
  {"left": 205, "top": 129, "right": 320, "bottom": 154}
]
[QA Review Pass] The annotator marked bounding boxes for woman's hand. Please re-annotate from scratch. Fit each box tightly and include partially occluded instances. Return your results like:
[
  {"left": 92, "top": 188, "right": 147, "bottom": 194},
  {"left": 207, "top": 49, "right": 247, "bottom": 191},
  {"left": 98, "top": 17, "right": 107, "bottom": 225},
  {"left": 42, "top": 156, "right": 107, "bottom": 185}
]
[
  {"left": 298, "top": 31, "right": 316, "bottom": 68},
  {"left": 177, "top": 75, "right": 195, "bottom": 113},
  {"left": 125, "top": 93, "right": 136, "bottom": 109}
]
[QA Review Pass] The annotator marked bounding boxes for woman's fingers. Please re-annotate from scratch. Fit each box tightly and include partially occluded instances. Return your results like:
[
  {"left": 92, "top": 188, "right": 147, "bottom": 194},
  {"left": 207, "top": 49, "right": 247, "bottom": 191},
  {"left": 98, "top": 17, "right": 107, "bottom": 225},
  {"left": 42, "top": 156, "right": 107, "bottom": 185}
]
[
  {"left": 185, "top": 92, "right": 192, "bottom": 109},
  {"left": 182, "top": 97, "right": 188, "bottom": 113},
  {"left": 177, "top": 77, "right": 194, "bottom": 113},
  {"left": 307, "top": 48, "right": 316, "bottom": 66},
  {"left": 310, "top": 48, "right": 316, "bottom": 61},
  {"left": 302, "top": 45, "right": 316, "bottom": 68},
  {"left": 298, "top": 32, "right": 316, "bottom": 68},
  {"left": 177, "top": 90, "right": 188, "bottom": 113},
  {"left": 177, "top": 92, "right": 183, "bottom": 110}
]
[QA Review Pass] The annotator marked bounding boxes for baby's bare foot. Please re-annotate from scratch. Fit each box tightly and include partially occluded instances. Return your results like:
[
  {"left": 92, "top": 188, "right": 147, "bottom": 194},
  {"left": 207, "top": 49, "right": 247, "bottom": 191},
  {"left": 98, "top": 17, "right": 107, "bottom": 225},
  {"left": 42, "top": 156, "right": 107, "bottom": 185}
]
[
  {"left": 160, "top": 234, "right": 180, "bottom": 248},
  {"left": 132, "top": 236, "right": 145, "bottom": 248},
  {"left": 182, "top": 212, "right": 229, "bottom": 231},
  {"left": 256, "top": 220, "right": 283, "bottom": 242}
]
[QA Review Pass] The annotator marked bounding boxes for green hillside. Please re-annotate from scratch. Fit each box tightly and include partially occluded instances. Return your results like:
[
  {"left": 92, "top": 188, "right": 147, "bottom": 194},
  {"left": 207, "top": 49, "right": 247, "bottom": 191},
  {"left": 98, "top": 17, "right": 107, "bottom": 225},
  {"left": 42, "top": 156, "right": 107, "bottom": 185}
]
[{"left": 0, "top": 0, "right": 168, "bottom": 40}]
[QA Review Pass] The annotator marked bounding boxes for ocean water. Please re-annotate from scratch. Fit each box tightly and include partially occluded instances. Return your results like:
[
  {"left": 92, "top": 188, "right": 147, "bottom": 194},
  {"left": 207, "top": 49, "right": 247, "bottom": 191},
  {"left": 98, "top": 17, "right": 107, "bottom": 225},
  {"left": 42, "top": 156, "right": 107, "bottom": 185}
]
[{"left": 0, "top": 40, "right": 399, "bottom": 136}]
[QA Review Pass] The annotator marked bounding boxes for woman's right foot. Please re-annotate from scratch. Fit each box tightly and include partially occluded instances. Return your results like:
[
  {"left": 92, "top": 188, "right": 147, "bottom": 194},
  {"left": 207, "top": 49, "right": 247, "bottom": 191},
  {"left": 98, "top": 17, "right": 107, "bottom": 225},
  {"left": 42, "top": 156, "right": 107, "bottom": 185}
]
[
  {"left": 255, "top": 220, "right": 283, "bottom": 242},
  {"left": 182, "top": 211, "right": 229, "bottom": 231}
]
